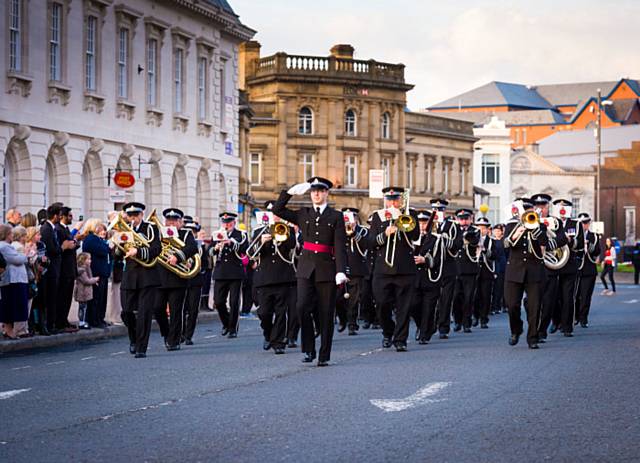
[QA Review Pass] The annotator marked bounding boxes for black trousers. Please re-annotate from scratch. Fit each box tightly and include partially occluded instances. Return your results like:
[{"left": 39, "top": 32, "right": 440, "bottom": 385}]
[
  {"left": 182, "top": 285, "right": 201, "bottom": 341},
  {"left": 56, "top": 277, "right": 75, "bottom": 329},
  {"left": 491, "top": 273, "right": 505, "bottom": 312},
  {"left": 634, "top": 263, "right": 639, "bottom": 285},
  {"left": 372, "top": 274, "right": 415, "bottom": 344},
  {"left": 43, "top": 272, "right": 59, "bottom": 331},
  {"left": 359, "top": 278, "right": 376, "bottom": 324},
  {"left": 538, "top": 273, "right": 559, "bottom": 338},
  {"left": 241, "top": 274, "right": 254, "bottom": 314},
  {"left": 453, "top": 275, "right": 477, "bottom": 328},
  {"left": 600, "top": 264, "right": 616, "bottom": 292},
  {"left": 156, "top": 287, "right": 187, "bottom": 347},
  {"left": 575, "top": 275, "right": 596, "bottom": 324},
  {"left": 336, "top": 277, "right": 362, "bottom": 330},
  {"left": 257, "top": 284, "right": 289, "bottom": 348},
  {"left": 559, "top": 272, "right": 578, "bottom": 334},
  {"left": 436, "top": 275, "right": 456, "bottom": 334},
  {"left": 285, "top": 283, "right": 299, "bottom": 342},
  {"left": 505, "top": 279, "right": 541, "bottom": 345},
  {"left": 121, "top": 286, "right": 156, "bottom": 354},
  {"left": 296, "top": 273, "right": 336, "bottom": 362},
  {"left": 214, "top": 279, "right": 242, "bottom": 334},
  {"left": 417, "top": 285, "right": 441, "bottom": 341},
  {"left": 476, "top": 276, "right": 494, "bottom": 324}
]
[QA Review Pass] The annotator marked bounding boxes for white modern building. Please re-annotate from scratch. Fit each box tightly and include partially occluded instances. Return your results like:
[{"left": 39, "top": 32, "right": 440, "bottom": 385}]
[{"left": 1, "top": 0, "right": 255, "bottom": 231}]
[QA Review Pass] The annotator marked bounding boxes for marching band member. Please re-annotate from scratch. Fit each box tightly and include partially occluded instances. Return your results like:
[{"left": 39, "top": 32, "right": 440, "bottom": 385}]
[
  {"left": 359, "top": 214, "right": 378, "bottom": 330},
  {"left": 575, "top": 213, "right": 601, "bottom": 328},
  {"left": 210, "top": 212, "right": 248, "bottom": 338},
  {"left": 408, "top": 211, "right": 431, "bottom": 340},
  {"left": 336, "top": 207, "right": 368, "bottom": 336},
  {"left": 368, "top": 187, "right": 419, "bottom": 352},
  {"left": 117, "top": 202, "right": 161, "bottom": 358},
  {"left": 285, "top": 224, "right": 303, "bottom": 348},
  {"left": 249, "top": 202, "right": 297, "bottom": 354},
  {"left": 473, "top": 216, "right": 496, "bottom": 329},
  {"left": 414, "top": 210, "right": 440, "bottom": 344},
  {"left": 453, "top": 208, "right": 481, "bottom": 333},
  {"left": 272, "top": 177, "right": 348, "bottom": 367},
  {"left": 430, "top": 199, "right": 462, "bottom": 339},
  {"left": 181, "top": 217, "right": 204, "bottom": 345},
  {"left": 490, "top": 224, "right": 507, "bottom": 315},
  {"left": 503, "top": 198, "right": 548, "bottom": 349},
  {"left": 553, "top": 199, "right": 584, "bottom": 337}
]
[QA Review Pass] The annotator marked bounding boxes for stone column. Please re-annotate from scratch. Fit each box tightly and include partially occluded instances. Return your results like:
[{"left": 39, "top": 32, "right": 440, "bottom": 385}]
[
  {"left": 416, "top": 154, "right": 426, "bottom": 193},
  {"left": 276, "top": 97, "right": 288, "bottom": 187},
  {"left": 327, "top": 99, "right": 337, "bottom": 183},
  {"left": 367, "top": 102, "right": 380, "bottom": 174},
  {"left": 397, "top": 107, "right": 406, "bottom": 186}
]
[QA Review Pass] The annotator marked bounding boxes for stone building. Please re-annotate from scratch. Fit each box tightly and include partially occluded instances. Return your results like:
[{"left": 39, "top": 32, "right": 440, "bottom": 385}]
[
  {"left": 239, "top": 42, "right": 475, "bottom": 221},
  {"left": 1, "top": 0, "right": 254, "bottom": 231}
]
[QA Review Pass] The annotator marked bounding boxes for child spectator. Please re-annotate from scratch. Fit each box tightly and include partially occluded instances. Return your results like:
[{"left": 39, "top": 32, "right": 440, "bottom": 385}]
[{"left": 74, "top": 252, "right": 99, "bottom": 329}]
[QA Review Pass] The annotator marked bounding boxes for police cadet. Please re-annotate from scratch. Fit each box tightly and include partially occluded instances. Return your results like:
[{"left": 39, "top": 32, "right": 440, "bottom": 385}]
[
  {"left": 118, "top": 202, "right": 162, "bottom": 358},
  {"left": 553, "top": 199, "right": 584, "bottom": 337},
  {"left": 453, "top": 208, "right": 481, "bottom": 333},
  {"left": 431, "top": 199, "right": 463, "bottom": 339},
  {"left": 575, "top": 212, "right": 601, "bottom": 328},
  {"left": 503, "top": 198, "right": 548, "bottom": 349},
  {"left": 181, "top": 217, "right": 204, "bottom": 345},
  {"left": 473, "top": 216, "right": 496, "bottom": 329},
  {"left": 336, "top": 207, "right": 369, "bottom": 336},
  {"left": 368, "top": 187, "right": 420, "bottom": 352},
  {"left": 272, "top": 176, "right": 348, "bottom": 367},
  {"left": 210, "top": 212, "right": 248, "bottom": 338},
  {"left": 413, "top": 210, "right": 440, "bottom": 344},
  {"left": 248, "top": 201, "right": 297, "bottom": 355}
]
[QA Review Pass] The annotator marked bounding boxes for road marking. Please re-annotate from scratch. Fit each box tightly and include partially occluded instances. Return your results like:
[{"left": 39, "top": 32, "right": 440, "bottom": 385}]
[
  {"left": 204, "top": 335, "right": 217, "bottom": 339},
  {"left": 370, "top": 382, "right": 451, "bottom": 412},
  {"left": 0, "top": 388, "right": 31, "bottom": 400},
  {"left": 359, "top": 348, "right": 383, "bottom": 357},
  {"left": 11, "top": 366, "right": 31, "bottom": 371},
  {"left": 622, "top": 299, "right": 638, "bottom": 304},
  {"left": 81, "top": 356, "right": 96, "bottom": 361},
  {"left": 46, "top": 361, "right": 65, "bottom": 366},
  {"left": 110, "top": 351, "right": 126, "bottom": 356}
]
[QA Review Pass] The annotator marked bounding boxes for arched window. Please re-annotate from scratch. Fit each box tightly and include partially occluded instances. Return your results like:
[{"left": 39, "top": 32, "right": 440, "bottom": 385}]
[
  {"left": 344, "top": 109, "right": 356, "bottom": 136},
  {"left": 298, "top": 106, "right": 313, "bottom": 135},
  {"left": 381, "top": 112, "right": 390, "bottom": 139},
  {"left": 171, "top": 164, "right": 188, "bottom": 210}
]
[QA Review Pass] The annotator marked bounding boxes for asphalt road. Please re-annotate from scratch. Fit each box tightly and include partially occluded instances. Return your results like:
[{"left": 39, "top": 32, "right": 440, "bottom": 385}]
[{"left": 1, "top": 283, "right": 639, "bottom": 462}]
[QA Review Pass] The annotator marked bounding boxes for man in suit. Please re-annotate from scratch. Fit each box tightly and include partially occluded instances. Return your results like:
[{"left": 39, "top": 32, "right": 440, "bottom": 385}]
[
  {"left": 272, "top": 176, "right": 348, "bottom": 366},
  {"left": 210, "top": 212, "right": 248, "bottom": 338},
  {"left": 367, "top": 187, "right": 420, "bottom": 352},
  {"left": 474, "top": 216, "right": 496, "bottom": 329},
  {"left": 40, "top": 204, "right": 63, "bottom": 334},
  {"left": 503, "top": 198, "right": 548, "bottom": 349},
  {"left": 574, "top": 213, "right": 601, "bottom": 328},
  {"left": 248, "top": 202, "right": 297, "bottom": 354},
  {"left": 117, "top": 202, "right": 162, "bottom": 358},
  {"left": 155, "top": 208, "right": 199, "bottom": 351},
  {"left": 56, "top": 207, "right": 82, "bottom": 332},
  {"left": 453, "top": 209, "right": 481, "bottom": 333}
]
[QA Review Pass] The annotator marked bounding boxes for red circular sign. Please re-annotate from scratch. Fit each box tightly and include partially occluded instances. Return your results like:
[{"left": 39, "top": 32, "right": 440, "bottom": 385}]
[{"left": 114, "top": 171, "right": 135, "bottom": 189}]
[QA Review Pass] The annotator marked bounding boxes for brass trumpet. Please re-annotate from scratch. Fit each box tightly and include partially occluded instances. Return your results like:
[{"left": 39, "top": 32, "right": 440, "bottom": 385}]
[
  {"left": 271, "top": 222, "right": 290, "bottom": 242},
  {"left": 107, "top": 214, "right": 156, "bottom": 268},
  {"left": 384, "top": 191, "right": 416, "bottom": 267},
  {"left": 521, "top": 211, "right": 540, "bottom": 230}
]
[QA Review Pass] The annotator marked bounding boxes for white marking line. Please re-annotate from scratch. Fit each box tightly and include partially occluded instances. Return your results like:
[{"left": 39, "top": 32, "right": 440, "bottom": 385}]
[
  {"left": 370, "top": 382, "right": 451, "bottom": 413},
  {"left": 204, "top": 335, "right": 217, "bottom": 339},
  {"left": 46, "top": 361, "right": 65, "bottom": 366},
  {"left": 359, "top": 348, "right": 383, "bottom": 357},
  {"left": 11, "top": 366, "right": 31, "bottom": 371},
  {"left": 81, "top": 356, "right": 96, "bottom": 361},
  {"left": 622, "top": 299, "right": 638, "bottom": 304},
  {"left": 110, "top": 351, "right": 126, "bottom": 356},
  {"left": 0, "top": 388, "right": 31, "bottom": 400}
]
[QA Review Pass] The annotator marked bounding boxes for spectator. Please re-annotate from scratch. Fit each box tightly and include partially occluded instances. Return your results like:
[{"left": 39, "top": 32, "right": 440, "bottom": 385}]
[
  {"left": 25, "top": 226, "right": 49, "bottom": 335},
  {"left": 0, "top": 224, "right": 29, "bottom": 339},
  {"left": 74, "top": 252, "right": 99, "bottom": 329},
  {"left": 21, "top": 213, "right": 37, "bottom": 228},
  {"left": 82, "top": 219, "right": 111, "bottom": 327},
  {"left": 37, "top": 209, "right": 47, "bottom": 226},
  {"left": 632, "top": 242, "right": 640, "bottom": 285},
  {"left": 55, "top": 206, "right": 81, "bottom": 332},
  {"left": 6, "top": 208, "right": 22, "bottom": 227},
  {"left": 40, "top": 204, "right": 63, "bottom": 333},
  {"left": 10, "top": 226, "right": 31, "bottom": 337},
  {"left": 600, "top": 237, "right": 616, "bottom": 296}
]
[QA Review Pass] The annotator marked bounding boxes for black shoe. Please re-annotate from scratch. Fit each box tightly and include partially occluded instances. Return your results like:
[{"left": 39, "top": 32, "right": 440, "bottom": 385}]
[
  {"left": 415, "top": 329, "right": 421, "bottom": 341},
  {"left": 287, "top": 340, "right": 297, "bottom": 348},
  {"left": 134, "top": 352, "right": 146, "bottom": 358},
  {"left": 185, "top": 339, "right": 194, "bottom": 346},
  {"left": 463, "top": 327, "right": 472, "bottom": 333},
  {"left": 382, "top": 337, "right": 392, "bottom": 348},
  {"left": 509, "top": 334, "right": 520, "bottom": 346},
  {"left": 317, "top": 360, "right": 329, "bottom": 367},
  {"left": 538, "top": 337, "right": 546, "bottom": 343},
  {"left": 362, "top": 322, "right": 371, "bottom": 329},
  {"left": 228, "top": 332, "right": 237, "bottom": 338},
  {"left": 348, "top": 329, "right": 357, "bottom": 336},
  {"left": 337, "top": 323, "right": 347, "bottom": 333},
  {"left": 480, "top": 323, "right": 488, "bottom": 329},
  {"left": 263, "top": 340, "right": 272, "bottom": 351},
  {"left": 472, "top": 318, "right": 479, "bottom": 327},
  {"left": 453, "top": 324, "right": 462, "bottom": 332},
  {"left": 580, "top": 322, "right": 589, "bottom": 328},
  {"left": 129, "top": 343, "right": 136, "bottom": 354},
  {"left": 549, "top": 324, "right": 558, "bottom": 334},
  {"left": 221, "top": 328, "right": 229, "bottom": 336},
  {"left": 439, "top": 333, "right": 448, "bottom": 340},
  {"left": 302, "top": 352, "right": 316, "bottom": 363},
  {"left": 528, "top": 343, "right": 539, "bottom": 349},
  {"left": 164, "top": 338, "right": 169, "bottom": 349},
  {"left": 371, "top": 324, "right": 381, "bottom": 330},
  {"left": 563, "top": 332, "right": 573, "bottom": 337},
  {"left": 166, "top": 345, "right": 180, "bottom": 351},
  {"left": 418, "top": 338, "right": 429, "bottom": 345},
  {"left": 274, "top": 347, "right": 285, "bottom": 355},
  {"left": 395, "top": 343, "right": 408, "bottom": 352}
]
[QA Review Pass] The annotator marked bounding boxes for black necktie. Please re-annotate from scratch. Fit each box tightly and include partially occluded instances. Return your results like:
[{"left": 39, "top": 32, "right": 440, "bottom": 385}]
[{"left": 316, "top": 207, "right": 321, "bottom": 216}]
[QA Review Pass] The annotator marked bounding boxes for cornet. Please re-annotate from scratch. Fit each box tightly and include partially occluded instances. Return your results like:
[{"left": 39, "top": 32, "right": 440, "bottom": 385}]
[{"left": 384, "top": 191, "right": 416, "bottom": 267}]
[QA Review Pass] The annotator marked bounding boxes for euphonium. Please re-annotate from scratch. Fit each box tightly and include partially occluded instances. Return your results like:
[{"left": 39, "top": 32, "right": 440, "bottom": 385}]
[
  {"left": 147, "top": 209, "right": 201, "bottom": 279},
  {"left": 539, "top": 216, "right": 570, "bottom": 270},
  {"left": 107, "top": 214, "right": 156, "bottom": 268}
]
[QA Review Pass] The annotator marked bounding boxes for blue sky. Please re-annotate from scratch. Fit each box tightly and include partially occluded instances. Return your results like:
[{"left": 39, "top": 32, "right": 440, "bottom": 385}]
[{"left": 232, "top": 0, "right": 640, "bottom": 110}]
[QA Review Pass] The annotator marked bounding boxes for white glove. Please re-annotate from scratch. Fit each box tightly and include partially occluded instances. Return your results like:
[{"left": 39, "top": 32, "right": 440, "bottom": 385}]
[
  {"left": 335, "top": 272, "right": 349, "bottom": 286},
  {"left": 287, "top": 182, "right": 311, "bottom": 196}
]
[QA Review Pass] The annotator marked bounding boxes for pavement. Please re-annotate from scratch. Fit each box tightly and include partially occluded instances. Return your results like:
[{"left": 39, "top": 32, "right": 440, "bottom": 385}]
[{"left": 1, "top": 282, "right": 639, "bottom": 462}]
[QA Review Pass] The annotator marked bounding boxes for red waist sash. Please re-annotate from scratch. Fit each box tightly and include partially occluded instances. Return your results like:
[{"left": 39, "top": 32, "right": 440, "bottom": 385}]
[{"left": 303, "top": 242, "right": 334, "bottom": 255}]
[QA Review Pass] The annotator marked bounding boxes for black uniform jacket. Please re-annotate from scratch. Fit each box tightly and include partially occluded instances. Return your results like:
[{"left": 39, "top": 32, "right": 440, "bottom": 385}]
[
  {"left": 344, "top": 225, "right": 369, "bottom": 278},
  {"left": 158, "top": 228, "right": 199, "bottom": 288},
  {"left": 249, "top": 225, "right": 297, "bottom": 287},
  {"left": 368, "top": 208, "right": 420, "bottom": 276},
  {"left": 503, "top": 220, "right": 548, "bottom": 284},
  {"left": 456, "top": 225, "right": 481, "bottom": 276},
  {"left": 416, "top": 232, "right": 440, "bottom": 289},
  {"left": 120, "top": 221, "right": 162, "bottom": 290},
  {"left": 577, "top": 231, "right": 601, "bottom": 277},
  {"left": 478, "top": 234, "right": 497, "bottom": 279},
  {"left": 272, "top": 191, "right": 347, "bottom": 283},
  {"left": 210, "top": 228, "right": 248, "bottom": 281},
  {"left": 559, "top": 218, "right": 585, "bottom": 275},
  {"left": 437, "top": 218, "right": 463, "bottom": 278},
  {"left": 56, "top": 223, "right": 79, "bottom": 280}
]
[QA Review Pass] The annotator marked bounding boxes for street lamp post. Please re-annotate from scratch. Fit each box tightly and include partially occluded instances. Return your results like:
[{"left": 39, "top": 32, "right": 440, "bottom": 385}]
[{"left": 596, "top": 88, "right": 602, "bottom": 222}]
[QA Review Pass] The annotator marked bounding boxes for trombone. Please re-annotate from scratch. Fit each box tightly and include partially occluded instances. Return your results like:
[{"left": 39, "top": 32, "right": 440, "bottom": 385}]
[{"left": 384, "top": 191, "right": 416, "bottom": 267}]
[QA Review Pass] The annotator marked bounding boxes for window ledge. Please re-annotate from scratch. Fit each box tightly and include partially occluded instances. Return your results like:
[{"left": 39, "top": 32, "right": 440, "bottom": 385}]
[
  {"left": 173, "top": 114, "right": 190, "bottom": 132},
  {"left": 47, "top": 81, "right": 71, "bottom": 105},
  {"left": 197, "top": 120, "right": 213, "bottom": 136},
  {"left": 83, "top": 91, "right": 106, "bottom": 114},
  {"left": 6, "top": 71, "right": 33, "bottom": 97},
  {"left": 145, "top": 107, "right": 164, "bottom": 127},
  {"left": 116, "top": 99, "right": 136, "bottom": 120}
]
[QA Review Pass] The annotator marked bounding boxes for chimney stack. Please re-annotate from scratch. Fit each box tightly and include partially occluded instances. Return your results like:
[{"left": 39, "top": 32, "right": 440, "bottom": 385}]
[
  {"left": 239, "top": 41, "right": 261, "bottom": 90},
  {"left": 330, "top": 44, "right": 354, "bottom": 59}
]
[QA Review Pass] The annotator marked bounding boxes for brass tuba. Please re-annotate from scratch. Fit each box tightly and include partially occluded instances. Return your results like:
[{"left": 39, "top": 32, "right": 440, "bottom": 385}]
[
  {"left": 107, "top": 214, "right": 156, "bottom": 268},
  {"left": 540, "top": 216, "right": 570, "bottom": 270},
  {"left": 147, "top": 209, "right": 201, "bottom": 279}
]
